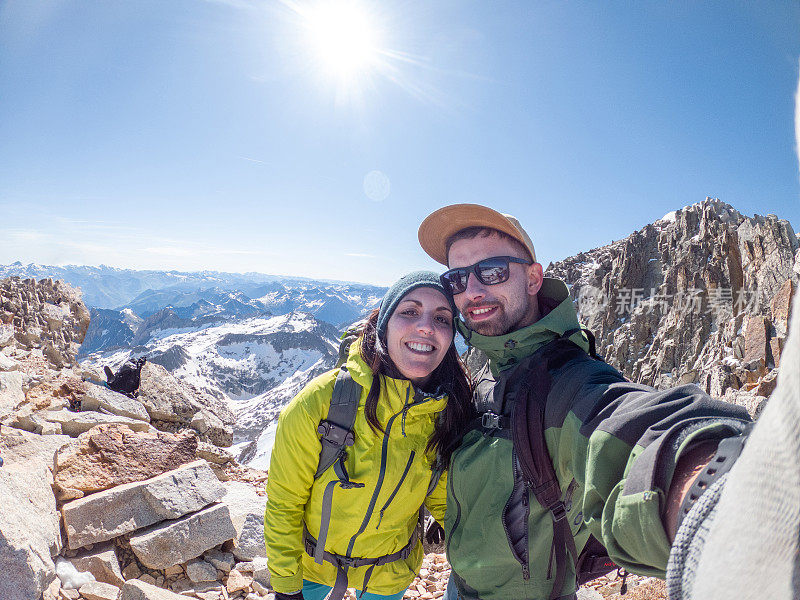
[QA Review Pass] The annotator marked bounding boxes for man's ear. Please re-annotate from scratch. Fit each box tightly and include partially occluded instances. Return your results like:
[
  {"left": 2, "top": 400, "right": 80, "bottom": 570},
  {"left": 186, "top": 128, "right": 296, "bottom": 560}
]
[{"left": 526, "top": 262, "right": 544, "bottom": 296}]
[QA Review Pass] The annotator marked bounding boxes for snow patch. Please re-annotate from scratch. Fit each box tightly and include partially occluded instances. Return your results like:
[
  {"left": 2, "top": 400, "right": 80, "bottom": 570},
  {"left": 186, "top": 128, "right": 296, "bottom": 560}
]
[{"left": 659, "top": 210, "right": 677, "bottom": 223}]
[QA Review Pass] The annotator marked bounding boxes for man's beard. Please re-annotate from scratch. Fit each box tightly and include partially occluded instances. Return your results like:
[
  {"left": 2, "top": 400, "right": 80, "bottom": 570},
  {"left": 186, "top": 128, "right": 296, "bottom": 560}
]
[{"left": 462, "top": 299, "right": 529, "bottom": 337}]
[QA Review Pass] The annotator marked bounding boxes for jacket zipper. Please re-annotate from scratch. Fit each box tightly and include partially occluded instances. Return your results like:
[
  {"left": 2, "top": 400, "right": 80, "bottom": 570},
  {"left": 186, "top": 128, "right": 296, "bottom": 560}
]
[
  {"left": 522, "top": 485, "right": 530, "bottom": 581},
  {"left": 445, "top": 451, "right": 462, "bottom": 551},
  {"left": 501, "top": 448, "right": 531, "bottom": 581},
  {"left": 345, "top": 388, "right": 432, "bottom": 556},
  {"left": 564, "top": 478, "right": 577, "bottom": 512},
  {"left": 376, "top": 451, "right": 416, "bottom": 529}
]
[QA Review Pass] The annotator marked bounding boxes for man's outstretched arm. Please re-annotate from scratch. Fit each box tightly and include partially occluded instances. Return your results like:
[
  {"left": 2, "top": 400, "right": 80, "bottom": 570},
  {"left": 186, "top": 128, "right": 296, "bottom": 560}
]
[{"left": 662, "top": 440, "right": 719, "bottom": 542}]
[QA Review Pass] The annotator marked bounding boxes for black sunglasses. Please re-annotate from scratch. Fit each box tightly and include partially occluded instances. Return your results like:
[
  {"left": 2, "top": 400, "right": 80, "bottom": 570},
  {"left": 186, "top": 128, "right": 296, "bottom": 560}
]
[{"left": 441, "top": 256, "right": 532, "bottom": 295}]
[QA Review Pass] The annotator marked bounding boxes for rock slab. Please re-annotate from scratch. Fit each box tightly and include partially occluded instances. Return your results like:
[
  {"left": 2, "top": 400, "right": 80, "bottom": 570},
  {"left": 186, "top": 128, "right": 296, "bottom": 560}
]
[
  {"left": 63, "top": 460, "right": 224, "bottom": 549},
  {"left": 0, "top": 429, "right": 72, "bottom": 600},
  {"left": 79, "top": 580, "right": 122, "bottom": 600},
  {"left": 81, "top": 383, "right": 150, "bottom": 422},
  {"left": 43, "top": 409, "right": 150, "bottom": 437},
  {"left": 54, "top": 424, "right": 198, "bottom": 499},
  {"left": 122, "top": 579, "right": 186, "bottom": 600},
  {"left": 129, "top": 503, "right": 237, "bottom": 569},
  {"left": 70, "top": 542, "right": 125, "bottom": 586},
  {"left": 221, "top": 481, "right": 267, "bottom": 561}
]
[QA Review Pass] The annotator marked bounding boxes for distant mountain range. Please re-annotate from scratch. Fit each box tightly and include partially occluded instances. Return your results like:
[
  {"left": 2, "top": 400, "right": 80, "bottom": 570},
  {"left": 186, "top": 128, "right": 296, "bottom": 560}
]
[
  {"left": 0, "top": 263, "right": 385, "bottom": 354},
  {"left": 0, "top": 262, "right": 385, "bottom": 318}
]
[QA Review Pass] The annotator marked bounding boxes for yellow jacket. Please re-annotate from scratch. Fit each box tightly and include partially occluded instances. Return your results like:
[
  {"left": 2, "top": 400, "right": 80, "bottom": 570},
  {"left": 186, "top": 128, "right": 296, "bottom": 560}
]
[{"left": 264, "top": 341, "right": 448, "bottom": 595}]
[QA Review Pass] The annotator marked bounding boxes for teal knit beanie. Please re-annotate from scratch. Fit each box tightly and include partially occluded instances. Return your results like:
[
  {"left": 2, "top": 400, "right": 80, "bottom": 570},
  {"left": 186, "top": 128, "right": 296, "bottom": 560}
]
[{"left": 376, "top": 271, "right": 456, "bottom": 343}]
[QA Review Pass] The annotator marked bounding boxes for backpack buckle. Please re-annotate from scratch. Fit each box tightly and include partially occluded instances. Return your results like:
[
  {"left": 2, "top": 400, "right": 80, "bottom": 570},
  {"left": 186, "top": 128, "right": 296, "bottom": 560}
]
[
  {"left": 481, "top": 412, "right": 503, "bottom": 429},
  {"left": 549, "top": 500, "right": 568, "bottom": 522},
  {"left": 317, "top": 420, "right": 355, "bottom": 446}
]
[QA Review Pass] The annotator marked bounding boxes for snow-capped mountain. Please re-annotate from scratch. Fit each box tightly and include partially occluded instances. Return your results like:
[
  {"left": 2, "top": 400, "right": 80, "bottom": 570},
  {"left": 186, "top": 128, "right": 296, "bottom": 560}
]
[
  {"left": 81, "top": 311, "right": 342, "bottom": 464},
  {"left": 80, "top": 307, "right": 144, "bottom": 355},
  {"left": 0, "top": 263, "right": 386, "bottom": 324}
]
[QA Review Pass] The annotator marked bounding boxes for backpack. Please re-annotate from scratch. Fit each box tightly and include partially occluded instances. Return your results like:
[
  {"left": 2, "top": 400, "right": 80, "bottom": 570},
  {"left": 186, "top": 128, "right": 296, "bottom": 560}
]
[
  {"left": 476, "top": 329, "right": 624, "bottom": 599},
  {"left": 104, "top": 356, "right": 147, "bottom": 398},
  {"left": 305, "top": 364, "right": 444, "bottom": 600}
]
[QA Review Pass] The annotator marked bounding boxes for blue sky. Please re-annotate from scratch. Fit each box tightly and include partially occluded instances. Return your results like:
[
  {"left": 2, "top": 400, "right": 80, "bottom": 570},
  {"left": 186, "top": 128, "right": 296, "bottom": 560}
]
[{"left": 1, "top": 1, "right": 798, "bottom": 285}]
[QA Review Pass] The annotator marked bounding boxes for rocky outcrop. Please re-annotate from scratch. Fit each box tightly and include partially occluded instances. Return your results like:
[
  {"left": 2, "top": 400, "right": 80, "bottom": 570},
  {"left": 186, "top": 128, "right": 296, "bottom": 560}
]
[
  {"left": 546, "top": 199, "right": 799, "bottom": 410},
  {"left": 54, "top": 457, "right": 267, "bottom": 599},
  {"left": 0, "top": 277, "right": 90, "bottom": 368},
  {"left": 138, "top": 362, "right": 235, "bottom": 447},
  {"left": 0, "top": 276, "right": 273, "bottom": 600}
]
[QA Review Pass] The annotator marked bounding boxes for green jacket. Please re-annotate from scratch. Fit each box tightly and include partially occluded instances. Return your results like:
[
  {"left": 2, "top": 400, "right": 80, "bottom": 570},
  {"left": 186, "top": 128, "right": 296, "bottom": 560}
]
[
  {"left": 264, "top": 340, "right": 448, "bottom": 595},
  {"left": 446, "top": 278, "right": 750, "bottom": 600}
]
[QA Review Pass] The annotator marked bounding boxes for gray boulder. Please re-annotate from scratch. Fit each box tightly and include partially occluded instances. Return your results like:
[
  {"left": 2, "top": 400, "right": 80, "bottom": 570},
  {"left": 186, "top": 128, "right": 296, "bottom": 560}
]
[
  {"left": 0, "top": 429, "right": 72, "bottom": 600},
  {"left": 129, "top": 503, "right": 236, "bottom": 569},
  {"left": 69, "top": 542, "right": 125, "bottom": 586},
  {"left": 221, "top": 481, "right": 267, "bottom": 561},
  {"left": 137, "top": 362, "right": 234, "bottom": 447},
  {"left": 185, "top": 558, "right": 218, "bottom": 582},
  {"left": 63, "top": 460, "right": 225, "bottom": 549},
  {"left": 122, "top": 579, "right": 186, "bottom": 600},
  {"left": 137, "top": 362, "right": 196, "bottom": 423},
  {"left": 81, "top": 383, "right": 150, "bottom": 422},
  {"left": 0, "top": 370, "right": 24, "bottom": 421},
  {"left": 42, "top": 409, "right": 151, "bottom": 437}
]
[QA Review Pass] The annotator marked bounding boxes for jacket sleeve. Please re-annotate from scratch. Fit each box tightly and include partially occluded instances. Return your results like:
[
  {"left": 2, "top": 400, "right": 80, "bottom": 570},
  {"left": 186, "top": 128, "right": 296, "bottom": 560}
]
[
  {"left": 547, "top": 358, "right": 751, "bottom": 577},
  {"left": 424, "top": 469, "right": 448, "bottom": 524},
  {"left": 264, "top": 378, "right": 331, "bottom": 593}
]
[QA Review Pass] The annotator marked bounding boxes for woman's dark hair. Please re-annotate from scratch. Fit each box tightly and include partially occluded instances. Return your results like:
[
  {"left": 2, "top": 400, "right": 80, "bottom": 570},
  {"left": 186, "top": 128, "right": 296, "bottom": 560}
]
[{"left": 358, "top": 308, "right": 474, "bottom": 468}]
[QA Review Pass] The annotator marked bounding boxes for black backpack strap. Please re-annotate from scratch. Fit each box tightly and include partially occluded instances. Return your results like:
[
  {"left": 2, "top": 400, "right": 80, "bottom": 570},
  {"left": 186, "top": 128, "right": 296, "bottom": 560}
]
[
  {"left": 561, "top": 327, "right": 602, "bottom": 361},
  {"left": 512, "top": 356, "right": 577, "bottom": 600},
  {"left": 313, "top": 366, "right": 365, "bottom": 565},
  {"left": 512, "top": 342, "right": 619, "bottom": 596},
  {"left": 315, "top": 365, "right": 360, "bottom": 478}
]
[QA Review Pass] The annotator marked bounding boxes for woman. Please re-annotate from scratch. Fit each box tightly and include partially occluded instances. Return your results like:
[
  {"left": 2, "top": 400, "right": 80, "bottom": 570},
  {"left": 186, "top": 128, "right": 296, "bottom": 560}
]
[{"left": 265, "top": 271, "right": 473, "bottom": 600}]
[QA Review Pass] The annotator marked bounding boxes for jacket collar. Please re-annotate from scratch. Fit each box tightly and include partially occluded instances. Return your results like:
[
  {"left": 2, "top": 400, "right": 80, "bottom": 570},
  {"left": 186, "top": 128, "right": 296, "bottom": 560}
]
[
  {"left": 345, "top": 339, "right": 448, "bottom": 419},
  {"left": 457, "top": 278, "right": 590, "bottom": 376}
]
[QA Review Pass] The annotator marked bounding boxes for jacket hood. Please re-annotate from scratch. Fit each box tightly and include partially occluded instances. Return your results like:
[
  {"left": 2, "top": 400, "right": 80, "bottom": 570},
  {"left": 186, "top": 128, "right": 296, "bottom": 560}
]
[{"left": 457, "top": 277, "right": 589, "bottom": 376}]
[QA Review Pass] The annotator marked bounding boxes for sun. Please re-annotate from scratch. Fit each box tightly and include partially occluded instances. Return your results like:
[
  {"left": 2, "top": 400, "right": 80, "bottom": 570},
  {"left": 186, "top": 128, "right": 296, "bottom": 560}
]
[{"left": 300, "top": 0, "right": 383, "bottom": 84}]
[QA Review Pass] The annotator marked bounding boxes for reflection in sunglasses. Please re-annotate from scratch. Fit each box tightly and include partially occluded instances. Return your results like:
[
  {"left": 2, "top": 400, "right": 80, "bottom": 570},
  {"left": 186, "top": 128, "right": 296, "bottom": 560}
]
[{"left": 441, "top": 256, "right": 531, "bottom": 295}]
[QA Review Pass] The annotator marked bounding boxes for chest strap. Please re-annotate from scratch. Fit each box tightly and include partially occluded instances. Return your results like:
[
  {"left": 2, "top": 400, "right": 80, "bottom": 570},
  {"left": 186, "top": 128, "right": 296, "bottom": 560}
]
[{"left": 304, "top": 527, "right": 418, "bottom": 600}]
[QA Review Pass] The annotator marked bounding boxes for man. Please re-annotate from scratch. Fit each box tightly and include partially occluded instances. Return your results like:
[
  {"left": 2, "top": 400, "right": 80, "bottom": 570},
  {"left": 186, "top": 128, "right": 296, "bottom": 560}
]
[{"left": 417, "top": 205, "right": 752, "bottom": 600}]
